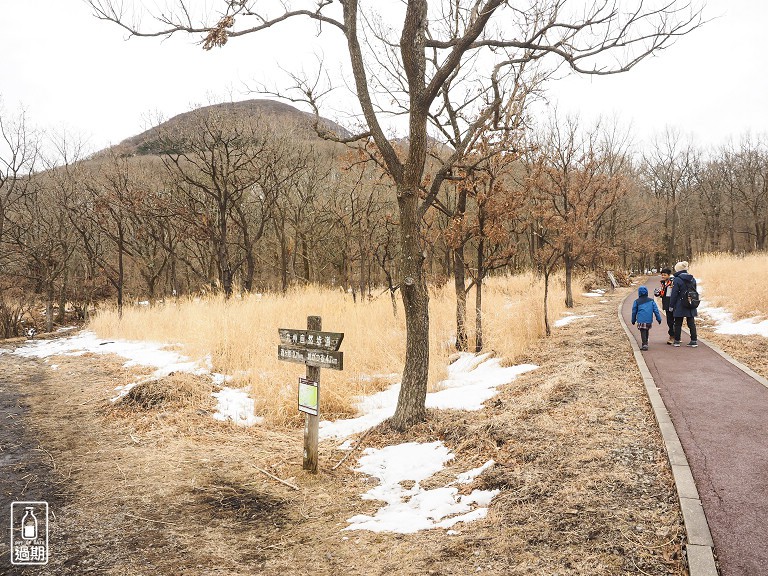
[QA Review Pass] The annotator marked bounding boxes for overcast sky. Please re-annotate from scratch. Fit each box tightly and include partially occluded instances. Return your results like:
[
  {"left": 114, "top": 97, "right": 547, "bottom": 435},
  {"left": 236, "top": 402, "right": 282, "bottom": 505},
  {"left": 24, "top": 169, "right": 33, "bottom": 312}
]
[{"left": 1, "top": 0, "right": 766, "bottom": 155}]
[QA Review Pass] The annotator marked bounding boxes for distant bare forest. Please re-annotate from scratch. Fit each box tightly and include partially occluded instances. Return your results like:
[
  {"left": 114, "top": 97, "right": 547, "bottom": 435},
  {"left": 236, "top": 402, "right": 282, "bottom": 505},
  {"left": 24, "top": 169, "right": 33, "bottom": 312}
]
[{"left": 1, "top": 100, "right": 766, "bottom": 337}]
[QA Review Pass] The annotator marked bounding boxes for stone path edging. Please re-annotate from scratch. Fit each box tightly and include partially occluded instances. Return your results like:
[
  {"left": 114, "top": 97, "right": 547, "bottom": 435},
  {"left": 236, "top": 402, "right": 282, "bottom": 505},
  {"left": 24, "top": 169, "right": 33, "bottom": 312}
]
[{"left": 617, "top": 295, "right": 718, "bottom": 576}]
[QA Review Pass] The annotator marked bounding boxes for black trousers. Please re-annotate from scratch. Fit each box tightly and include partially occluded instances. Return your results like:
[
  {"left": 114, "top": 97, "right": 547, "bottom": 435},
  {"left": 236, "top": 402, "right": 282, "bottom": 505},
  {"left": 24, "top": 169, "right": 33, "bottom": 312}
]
[
  {"left": 674, "top": 316, "right": 697, "bottom": 342},
  {"left": 639, "top": 328, "right": 649, "bottom": 345},
  {"left": 665, "top": 309, "right": 675, "bottom": 337}
]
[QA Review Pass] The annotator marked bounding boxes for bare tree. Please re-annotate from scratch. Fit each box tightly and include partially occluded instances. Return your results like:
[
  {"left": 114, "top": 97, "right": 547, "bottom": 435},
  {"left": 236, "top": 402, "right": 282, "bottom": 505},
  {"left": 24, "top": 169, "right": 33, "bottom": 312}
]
[
  {"left": 642, "top": 129, "right": 699, "bottom": 263},
  {"left": 526, "top": 114, "right": 631, "bottom": 309},
  {"left": 446, "top": 137, "right": 526, "bottom": 352},
  {"left": 730, "top": 135, "right": 768, "bottom": 250},
  {"left": 0, "top": 104, "right": 40, "bottom": 336},
  {"left": 87, "top": 0, "right": 704, "bottom": 429},
  {"left": 156, "top": 106, "right": 275, "bottom": 296},
  {"left": 1, "top": 104, "right": 39, "bottom": 269}
]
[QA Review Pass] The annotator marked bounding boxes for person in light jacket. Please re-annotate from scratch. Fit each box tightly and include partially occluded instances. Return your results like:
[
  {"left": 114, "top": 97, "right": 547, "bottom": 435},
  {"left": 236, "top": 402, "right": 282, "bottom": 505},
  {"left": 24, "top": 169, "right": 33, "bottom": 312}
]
[
  {"left": 668, "top": 260, "right": 698, "bottom": 348},
  {"left": 654, "top": 268, "right": 675, "bottom": 344},
  {"left": 631, "top": 285, "right": 662, "bottom": 351}
]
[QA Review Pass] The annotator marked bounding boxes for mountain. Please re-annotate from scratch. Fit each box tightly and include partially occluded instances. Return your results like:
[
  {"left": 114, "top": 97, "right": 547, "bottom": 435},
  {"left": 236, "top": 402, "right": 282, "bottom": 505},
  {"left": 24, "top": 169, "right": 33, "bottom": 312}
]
[{"left": 104, "top": 99, "right": 352, "bottom": 158}]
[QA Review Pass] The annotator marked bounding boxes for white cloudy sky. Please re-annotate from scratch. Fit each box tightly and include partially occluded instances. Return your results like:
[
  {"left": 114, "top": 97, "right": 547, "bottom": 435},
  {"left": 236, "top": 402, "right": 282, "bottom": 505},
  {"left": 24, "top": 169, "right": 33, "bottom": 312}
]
[{"left": 1, "top": 0, "right": 766, "bottom": 154}]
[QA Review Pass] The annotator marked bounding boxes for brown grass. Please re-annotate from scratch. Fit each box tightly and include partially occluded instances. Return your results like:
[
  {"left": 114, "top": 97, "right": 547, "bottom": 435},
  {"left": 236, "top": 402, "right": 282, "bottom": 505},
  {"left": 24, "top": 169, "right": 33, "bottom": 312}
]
[
  {"left": 8, "top": 287, "right": 687, "bottom": 575},
  {"left": 693, "top": 252, "right": 768, "bottom": 319},
  {"left": 89, "top": 274, "right": 576, "bottom": 426},
  {"left": 117, "top": 372, "right": 216, "bottom": 411},
  {"left": 691, "top": 252, "right": 768, "bottom": 381}
]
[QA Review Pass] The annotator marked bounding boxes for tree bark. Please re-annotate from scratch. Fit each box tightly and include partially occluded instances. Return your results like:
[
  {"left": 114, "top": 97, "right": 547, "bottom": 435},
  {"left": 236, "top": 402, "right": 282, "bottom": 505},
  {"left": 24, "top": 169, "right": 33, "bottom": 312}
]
[
  {"left": 391, "top": 191, "right": 429, "bottom": 431},
  {"left": 45, "top": 281, "right": 54, "bottom": 333},
  {"left": 453, "top": 248, "right": 468, "bottom": 351},
  {"left": 453, "top": 187, "right": 468, "bottom": 351},
  {"left": 56, "top": 269, "right": 68, "bottom": 323},
  {"left": 564, "top": 251, "right": 574, "bottom": 308},
  {"left": 544, "top": 270, "right": 551, "bottom": 337},
  {"left": 475, "top": 235, "right": 485, "bottom": 353}
]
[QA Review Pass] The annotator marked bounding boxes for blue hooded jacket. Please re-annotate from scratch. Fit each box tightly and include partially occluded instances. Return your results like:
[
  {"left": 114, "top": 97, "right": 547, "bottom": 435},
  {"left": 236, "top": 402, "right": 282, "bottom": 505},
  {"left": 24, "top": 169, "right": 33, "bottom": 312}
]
[{"left": 632, "top": 286, "right": 662, "bottom": 325}]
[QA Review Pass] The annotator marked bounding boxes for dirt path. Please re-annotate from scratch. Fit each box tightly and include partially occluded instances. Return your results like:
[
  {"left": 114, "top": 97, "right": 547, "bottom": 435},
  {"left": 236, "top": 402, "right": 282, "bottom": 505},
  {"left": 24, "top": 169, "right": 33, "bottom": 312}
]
[
  {"left": 2, "top": 293, "right": 691, "bottom": 575},
  {"left": 623, "top": 279, "right": 768, "bottom": 576},
  {"left": 0, "top": 351, "right": 62, "bottom": 574}
]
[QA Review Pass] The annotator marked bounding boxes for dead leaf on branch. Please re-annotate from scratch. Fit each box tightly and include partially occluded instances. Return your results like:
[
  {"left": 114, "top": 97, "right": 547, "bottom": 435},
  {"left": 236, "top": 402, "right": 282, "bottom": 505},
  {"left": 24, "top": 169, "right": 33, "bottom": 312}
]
[{"left": 203, "top": 15, "right": 234, "bottom": 50}]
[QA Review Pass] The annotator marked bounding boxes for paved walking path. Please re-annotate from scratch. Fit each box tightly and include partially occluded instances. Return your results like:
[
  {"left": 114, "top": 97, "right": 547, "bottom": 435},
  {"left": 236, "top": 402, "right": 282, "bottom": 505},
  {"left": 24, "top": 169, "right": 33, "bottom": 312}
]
[{"left": 622, "top": 279, "right": 768, "bottom": 576}]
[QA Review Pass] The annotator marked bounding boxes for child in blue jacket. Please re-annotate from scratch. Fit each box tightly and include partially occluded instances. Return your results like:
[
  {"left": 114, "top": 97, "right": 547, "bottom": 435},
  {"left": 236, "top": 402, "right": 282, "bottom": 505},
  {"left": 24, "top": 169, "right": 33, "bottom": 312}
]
[{"left": 631, "top": 285, "right": 662, "bottom": 351}]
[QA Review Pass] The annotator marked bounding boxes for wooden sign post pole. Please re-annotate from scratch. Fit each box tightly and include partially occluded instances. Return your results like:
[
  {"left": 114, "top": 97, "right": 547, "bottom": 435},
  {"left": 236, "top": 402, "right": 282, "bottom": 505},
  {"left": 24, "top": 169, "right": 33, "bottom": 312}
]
[
  {"left": 304, "top": 315, "right": 321, "bottom": 473},
  {"left": 278, "top": 317, "right": 343, "bottom": 474}
]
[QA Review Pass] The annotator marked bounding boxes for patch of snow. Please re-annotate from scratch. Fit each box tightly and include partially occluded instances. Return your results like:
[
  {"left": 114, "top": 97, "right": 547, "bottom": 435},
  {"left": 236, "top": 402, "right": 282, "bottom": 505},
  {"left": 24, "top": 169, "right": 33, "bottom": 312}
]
[
  {"left": 345, "top": 441, "right": 499, "bottom": 533},
  {"left": 320, "top": 354, "right": 537, "bottom": 439},
  {"left": 13, "top": 330, "right": 260, "bottom": 426},
  {"left": 212, "top": 387, "right": 263, "bottom": 426},
  {"left": 698, "top": 304, "right": 768, "bottom": 337},
  {"left": 554, "top": 314, "right": 596, "bottom": 328},
  {"left": 454, "top": 460, "right": 495, "bottom": 484},
  {"left": 337, "top": 439, "right": 355, "bottom": 451}
]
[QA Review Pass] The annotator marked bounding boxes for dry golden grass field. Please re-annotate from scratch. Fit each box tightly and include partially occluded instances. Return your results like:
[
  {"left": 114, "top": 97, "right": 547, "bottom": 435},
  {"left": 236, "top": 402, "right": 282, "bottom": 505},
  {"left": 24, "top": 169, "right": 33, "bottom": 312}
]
[
  {"left": 691, "top": 252, "right": 768, "bottom": 380},
  {"left": 1, "top": 276, "right": 695, "bottom": 575},
  {"left": 88, "top": 274, "right": 573, "bottom": 426}
]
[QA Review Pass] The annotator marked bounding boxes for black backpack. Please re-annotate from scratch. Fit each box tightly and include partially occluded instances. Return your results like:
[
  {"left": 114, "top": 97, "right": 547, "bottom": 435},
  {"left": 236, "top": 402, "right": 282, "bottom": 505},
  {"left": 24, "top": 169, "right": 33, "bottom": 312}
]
[{"left": 682, "top": 278, "right": 700, "bottom": 309}]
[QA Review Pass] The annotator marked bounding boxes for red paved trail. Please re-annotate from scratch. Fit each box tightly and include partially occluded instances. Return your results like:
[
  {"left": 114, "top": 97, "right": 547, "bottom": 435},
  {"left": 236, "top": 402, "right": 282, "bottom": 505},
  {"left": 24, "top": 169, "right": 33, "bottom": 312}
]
[{"left": 622, "top": 279, "right": 768, "bottom": 576}]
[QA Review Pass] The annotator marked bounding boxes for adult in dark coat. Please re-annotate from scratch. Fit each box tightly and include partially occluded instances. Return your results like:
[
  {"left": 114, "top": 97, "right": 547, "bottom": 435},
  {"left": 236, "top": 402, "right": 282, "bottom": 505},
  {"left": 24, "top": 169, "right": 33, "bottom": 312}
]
[{"left": 668, "top": 260, "right": 698, "bottom": 347}]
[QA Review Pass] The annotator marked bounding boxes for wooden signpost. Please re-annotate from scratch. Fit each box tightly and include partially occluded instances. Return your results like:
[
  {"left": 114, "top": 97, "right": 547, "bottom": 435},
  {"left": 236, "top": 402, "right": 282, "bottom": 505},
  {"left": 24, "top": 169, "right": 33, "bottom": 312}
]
[{"left": 277, "top": 316, "right": 344, "bottom": 473}]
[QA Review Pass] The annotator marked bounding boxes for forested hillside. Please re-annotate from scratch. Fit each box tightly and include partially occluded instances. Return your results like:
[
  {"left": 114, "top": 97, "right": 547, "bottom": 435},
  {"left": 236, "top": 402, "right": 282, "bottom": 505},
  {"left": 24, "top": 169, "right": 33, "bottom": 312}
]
[{"left": 1, "top": 99, "right": 766, "bottom": 337}]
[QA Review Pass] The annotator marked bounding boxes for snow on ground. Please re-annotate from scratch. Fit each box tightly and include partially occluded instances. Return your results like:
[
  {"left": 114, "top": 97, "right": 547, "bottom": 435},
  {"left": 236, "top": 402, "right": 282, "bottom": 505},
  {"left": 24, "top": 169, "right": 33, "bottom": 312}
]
[
  {"left": 11, "top": 330, "right": 533, "bottom": 534},
  {"left": 11, "top": 331, "right": 252, "bottom": 425},
  {"left": 454, "top": 459, "right": 496, "bottom": 484},
  {"left": 212, "top": 387, "right": 263, "bottom": 426},
  {"left": 345, "top": 441, "right": 499, "bottom": 533},
  {"left": 319, "top": 353, "right": 537, "bottom": 440},
  {"left": 693, "top": 278, "right": 768, "bottom": 337},
  {"left": 554, "top": 313, "right": 597, "bottom": 328},
  {"left": 582, "top": 289, "right": 606, "bottom": 298},
  {"left": 698, "top": 303, "right": 768, "bottom": 336}
]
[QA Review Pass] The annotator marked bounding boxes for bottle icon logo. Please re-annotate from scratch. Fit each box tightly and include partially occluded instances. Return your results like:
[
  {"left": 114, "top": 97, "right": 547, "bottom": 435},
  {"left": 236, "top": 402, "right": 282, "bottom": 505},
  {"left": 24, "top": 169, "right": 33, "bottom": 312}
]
[
  {"left": 10, "top": 501, "right": 49, "bottom": 565},
  {"left": 21, "top": 507, "right": 38, "bottom": 540}
]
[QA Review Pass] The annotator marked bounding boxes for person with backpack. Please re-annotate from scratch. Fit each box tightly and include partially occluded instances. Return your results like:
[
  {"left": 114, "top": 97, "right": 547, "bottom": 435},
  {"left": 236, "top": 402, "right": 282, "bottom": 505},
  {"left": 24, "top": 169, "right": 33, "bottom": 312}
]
[
  {"left": 654, "top": 267, "right": 675, "bottom": 344},
  {"left": 668, "top": 260, "right": 699, "bottom": 347},
  {"left": 631, "top": 285, "right": 662, "bottom": 351}
]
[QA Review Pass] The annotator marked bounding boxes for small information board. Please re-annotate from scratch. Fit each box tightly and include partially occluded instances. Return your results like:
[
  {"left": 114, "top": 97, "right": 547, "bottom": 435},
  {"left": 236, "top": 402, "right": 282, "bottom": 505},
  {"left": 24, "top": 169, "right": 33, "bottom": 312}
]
[{"left": 298, "top": 377, "right": 319, "bottom": 416}]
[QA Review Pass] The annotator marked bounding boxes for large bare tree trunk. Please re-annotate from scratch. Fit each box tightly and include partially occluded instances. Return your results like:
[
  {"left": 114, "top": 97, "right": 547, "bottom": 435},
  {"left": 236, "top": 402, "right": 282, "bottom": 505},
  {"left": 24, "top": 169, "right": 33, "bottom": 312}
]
[{"left": 391, "top": 192, "right": 429, "bottom": 431}]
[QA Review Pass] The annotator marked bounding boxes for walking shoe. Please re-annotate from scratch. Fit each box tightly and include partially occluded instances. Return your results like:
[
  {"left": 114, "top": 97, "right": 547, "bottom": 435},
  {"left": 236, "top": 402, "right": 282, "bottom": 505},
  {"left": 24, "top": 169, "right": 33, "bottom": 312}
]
[
  {"left": 687, "top": 341, "right": 698, "bottom": 348},
  {"left": 673, "top": 341, "right": 681, "bottom": 347},
  {"left": 641, "top": 344, "right": 648, "bottom": 351},
  {"left": 667, "top": 337, "right": 674, "bottom": 345}
]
